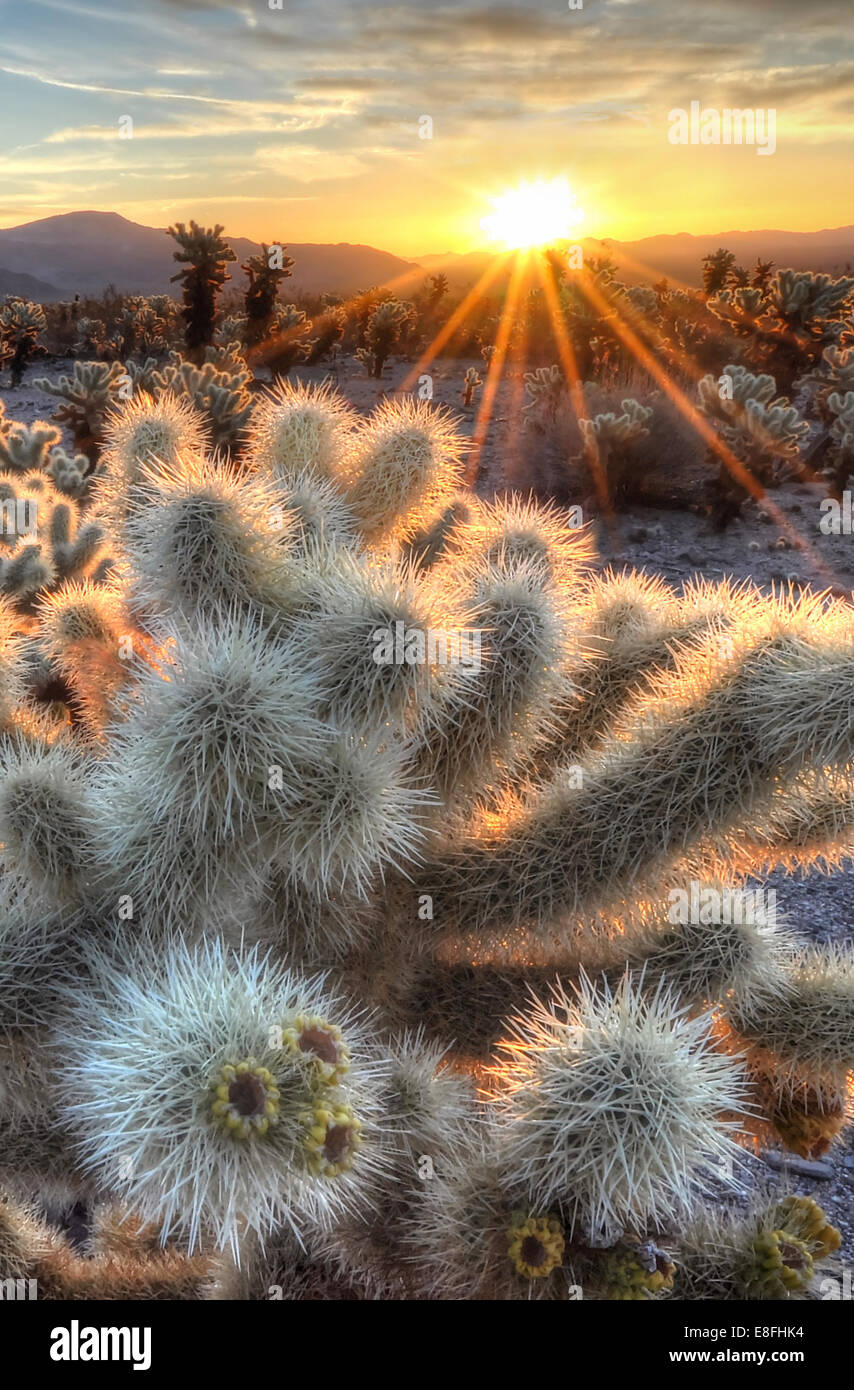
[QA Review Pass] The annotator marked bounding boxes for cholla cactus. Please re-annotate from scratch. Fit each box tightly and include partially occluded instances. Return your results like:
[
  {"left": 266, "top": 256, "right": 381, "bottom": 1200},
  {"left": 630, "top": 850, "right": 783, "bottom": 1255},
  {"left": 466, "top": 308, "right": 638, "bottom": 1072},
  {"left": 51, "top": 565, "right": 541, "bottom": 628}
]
[
  {"left": 698, "top": 363, "right": 809, "bottom": 526},
  {"left": 0, "top": 299, "right": 46, "bottom": 385},
  {"left": 757, "top": 269, "right": 854, "bottom": 391},
  {"left": 242, "top": 242, "right": 295, "bottom": 350},
  {"left": 0, "top": 416, "right": 93, "bottom": 502},
  {"left": 707, "top": 285, "right": 764, "bottom": 340},
  {"left": 0, "top": 470, "right": 108, "bottom": 617},
  {"left": 354, "top": 299, "right": 414, "bottom": 379},
  {"left": 168, "top": 221, "right": 237, "bottom": 361},
  {"left": 462, "top": 366, "right": 482, "bottom": 407},
  {"left": 0, "top": 380, "right": 853, "bottom": 1299},
  {"left": 826, "top": 389, "right": 854, "bottom": 495},
  {"left": 578, "top": 398, "right": 653, "bottom": 505},
  {"left": 33, "top": 361, "right": 131, "bottom": 463},
  {"left": 261, "top": 304, "right": 314, "bottom": 378},
  {"left": 797, "top": 344, "right": 854, "bottom": 423},
  {"left": 144, "top": 352, "right": 252, "bottom": 456},
  {"left": 117, "top": 296, "right": 169, "bottom": 359},
  {"left": 522, "top": 363, "right": 565, "bottom": 427}
]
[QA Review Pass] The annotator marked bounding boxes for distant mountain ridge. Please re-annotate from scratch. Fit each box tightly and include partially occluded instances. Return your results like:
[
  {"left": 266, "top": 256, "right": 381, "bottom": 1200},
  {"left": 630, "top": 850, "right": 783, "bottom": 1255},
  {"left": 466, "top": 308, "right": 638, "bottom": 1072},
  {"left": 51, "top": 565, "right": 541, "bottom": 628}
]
[
  {"left": 599, "top": 225, "right": 854, "bottom": 288},
  {"left": 1, "top": 213, "right": 852, "bottom": 303},
  {"left": 416, "top": 227, "right": 854, "bottom": 290},
  {"left": 0, "top": 211, "right": 419, "bottom": 301}
]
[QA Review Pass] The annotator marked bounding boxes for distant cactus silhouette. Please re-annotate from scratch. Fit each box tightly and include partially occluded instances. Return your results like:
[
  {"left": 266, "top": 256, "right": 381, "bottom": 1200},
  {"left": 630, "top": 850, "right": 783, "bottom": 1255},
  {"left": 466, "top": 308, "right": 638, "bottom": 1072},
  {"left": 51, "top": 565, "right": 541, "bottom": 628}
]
[{"left": 168, "top": 221, "right": 237, "bottom": 362}]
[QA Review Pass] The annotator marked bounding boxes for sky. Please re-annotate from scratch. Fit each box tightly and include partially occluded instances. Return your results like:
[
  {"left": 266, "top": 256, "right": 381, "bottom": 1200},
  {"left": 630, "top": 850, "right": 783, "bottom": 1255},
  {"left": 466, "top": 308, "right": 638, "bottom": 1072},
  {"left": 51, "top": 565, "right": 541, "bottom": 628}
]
[{"left": 0, "top": 0, "right": 851, "bottom": 256}]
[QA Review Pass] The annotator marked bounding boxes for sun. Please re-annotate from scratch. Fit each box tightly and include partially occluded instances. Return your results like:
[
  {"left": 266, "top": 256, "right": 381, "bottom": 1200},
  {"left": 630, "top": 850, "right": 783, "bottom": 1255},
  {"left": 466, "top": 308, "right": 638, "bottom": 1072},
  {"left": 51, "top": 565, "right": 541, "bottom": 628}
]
[{"left": 480, "top": 177, "right": 585, "bottom": 250}]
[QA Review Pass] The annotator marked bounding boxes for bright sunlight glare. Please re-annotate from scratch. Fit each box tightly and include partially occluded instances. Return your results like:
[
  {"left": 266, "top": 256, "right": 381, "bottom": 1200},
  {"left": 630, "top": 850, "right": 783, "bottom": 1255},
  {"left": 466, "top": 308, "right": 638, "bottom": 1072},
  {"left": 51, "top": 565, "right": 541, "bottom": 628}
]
[{"left": 480, "top": 177, "right": 585, "bottom": 250}]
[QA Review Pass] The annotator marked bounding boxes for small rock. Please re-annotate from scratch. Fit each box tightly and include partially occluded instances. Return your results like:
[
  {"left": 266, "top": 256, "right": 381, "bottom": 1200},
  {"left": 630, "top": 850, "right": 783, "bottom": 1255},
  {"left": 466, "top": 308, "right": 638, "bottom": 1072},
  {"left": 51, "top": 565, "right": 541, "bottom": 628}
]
[
  {"left": 761, "top": 1150, "right": 833, "bottom": 1179},
  {"left": 628, "top": 526, "right": 648, "bottom": 543},
  {"left": 773, "top": 537, "right": 790, "bottom": 550}
]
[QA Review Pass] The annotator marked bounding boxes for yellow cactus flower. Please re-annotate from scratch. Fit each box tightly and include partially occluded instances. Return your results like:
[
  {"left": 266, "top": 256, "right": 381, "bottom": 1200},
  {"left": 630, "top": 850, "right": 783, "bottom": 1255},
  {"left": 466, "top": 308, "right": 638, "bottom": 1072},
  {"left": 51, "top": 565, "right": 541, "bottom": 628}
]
[
  {"left": 209, "top": 1058, "right": 280, "bottom": 1141},
  {"left": 507, "top": 1213, "right": 564, "bottom": 1279}
]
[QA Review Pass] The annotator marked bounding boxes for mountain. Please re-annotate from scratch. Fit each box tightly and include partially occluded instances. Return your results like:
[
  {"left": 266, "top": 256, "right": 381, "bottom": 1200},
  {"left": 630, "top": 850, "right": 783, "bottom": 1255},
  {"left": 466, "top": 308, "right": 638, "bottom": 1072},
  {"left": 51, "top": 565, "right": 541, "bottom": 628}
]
[
  {"left": 0, "top": 267, "right": 64, "bottom": 300},
  {"left": 403, "top": 227, "right": 854, "bottom": 294},
  {"left": 596, "top": 226, "right": 854, "bottom": 288},
  {"left": 0, "top": 212, "right": 419, "bottom": 301},
  {"left": 3, "top": 212, "right": 852, "bottom": 304}
]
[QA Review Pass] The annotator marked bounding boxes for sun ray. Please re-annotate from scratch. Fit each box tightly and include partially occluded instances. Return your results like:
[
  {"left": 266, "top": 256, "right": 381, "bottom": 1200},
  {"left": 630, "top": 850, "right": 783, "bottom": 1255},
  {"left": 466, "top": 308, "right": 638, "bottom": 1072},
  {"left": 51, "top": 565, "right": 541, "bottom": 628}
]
[
  {"left": 397, "top": 253, "right": 509, "bottom": 396},
  {"left": 464, "top": 249, "right": 528, "bottom": 486}
]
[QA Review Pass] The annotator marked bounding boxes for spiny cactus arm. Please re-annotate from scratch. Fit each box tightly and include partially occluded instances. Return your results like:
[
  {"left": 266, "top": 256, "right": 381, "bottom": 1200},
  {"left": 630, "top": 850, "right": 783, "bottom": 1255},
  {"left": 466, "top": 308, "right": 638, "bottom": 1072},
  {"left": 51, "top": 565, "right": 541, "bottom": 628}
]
[
  {"left": 0, "top": 545, "right": 56, "bottom": 606},
  {"left": 700, "top": 770, "right": 854, "bottom": 879},
  {"left": 34, "top": 581, "right": 139, "bottom": 734},
  {"left": 285, "top": 547, "right": 445, "bottom": 732},
  {"left": 411, "top": 554, "right": 574, "bottom": 807},
  {"left": 490, "top": 973, "right": 747, "bottom": 1244},
  {"left": 439, "top": 493, "right": 594, "bottom": 589},
  {"left": 726, "top": 943, "right": 854, "bottom": 1079},
  {"left": 49, "top": 502, "right": 106, "bottom": 583},
  {"left": 522, "top": 569, "right": 706, "bottom": 775},
  {"left": 340, "top": 397, "right": 466, "bottom": 545},
  {"left": 0, "top": 1191, "right": 60, "bottom": 1280},
  {"left": 34, "top": 1242, "right": 225, "bottom": 1301},
  {"left": 617, "top": 887, "right": 795, "bottom": 1008},
  {"left": 119, "top": 453, "right": 304, "bottom": 626},
  {"left": 423, "top": 614, "right": 854, "bottom": 933},
  {"left": 247, "top": 379, "right": 357, "bottom": 484},
  {"left": 400, "top": 494, "right": 482, "bottom": 572},
  {"left": 95, "top": 392, "right": 209, "bottom": 542},
  {"left": 0, "top": 739, "right": 95, "bottom": 910}
]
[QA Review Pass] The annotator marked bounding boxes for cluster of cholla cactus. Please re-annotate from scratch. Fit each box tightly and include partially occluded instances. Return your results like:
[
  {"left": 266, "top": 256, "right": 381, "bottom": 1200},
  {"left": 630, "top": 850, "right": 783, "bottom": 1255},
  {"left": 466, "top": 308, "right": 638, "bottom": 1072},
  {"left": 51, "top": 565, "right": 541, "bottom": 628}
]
[
  {"left": 355, "top": 299, "right": 415, "bottom": 379},
  {"left": 578, "top": 398, "right": 653, "bottom": 506},
  {"left": 0, "top": 377, "right": 852, "bottom": 1301},
  {"left": 0, "top": 299, "right": 47, "bottom": 386},
  {"left": 697, "top": 364, "right": 809, "bottom": 527},
  {"left": 708, "top": 269, "right": 854, "bottom": 393}
]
